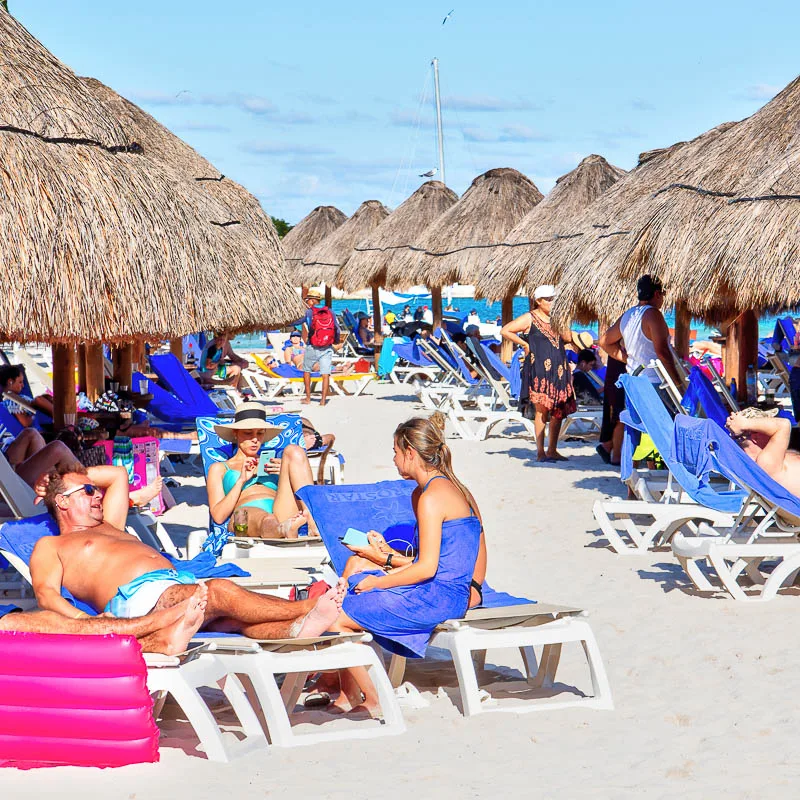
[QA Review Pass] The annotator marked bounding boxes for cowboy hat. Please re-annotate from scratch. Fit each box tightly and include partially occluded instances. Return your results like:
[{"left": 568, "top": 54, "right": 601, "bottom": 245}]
[
  {"left": 304, "top": 288, "right": 323, "bottom": 301},
  {"left": 213, "top": 402, "right": 284, "bottom": 443}
]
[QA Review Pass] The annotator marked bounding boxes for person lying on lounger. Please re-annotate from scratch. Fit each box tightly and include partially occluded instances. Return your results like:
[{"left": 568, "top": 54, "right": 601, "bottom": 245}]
[
  {"left": 727, "top": 410, "right": 800, "bottom": 495},
  {"left": 206, "top": 403, "right": 320, "bottom": 539},
  {"left": 29, "top": 462, "right": 344, "bottom": 638},
  {"left": 0, "top": 364, "right": 55, "bottom": 421},
  {"left": 0, "top": 585, "right": 208, "bottom": 655},
  {"left": 326, "top": 412, "right": 486, "bottom": 712},
  {"left": 197, "top": 333, "right": 249, "bottom": 391}
]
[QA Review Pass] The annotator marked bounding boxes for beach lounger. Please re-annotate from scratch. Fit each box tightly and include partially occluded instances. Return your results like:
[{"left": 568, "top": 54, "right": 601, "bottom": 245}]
[
  {"left": 149, "top": 353, "right": 238, "bottom": 414},
  {"left": 670, "top": 415, "right": 800, "bottom": 601},
  {"left": 250, "top": 354, "right": 375, "bottom": 399},
  {"left": 0, "top": 517, "right": 398, "bottom": 753},
  {"left": 593, "top": 376, "right": 744, "bottom": 555},
  {"left": 192, "top": 415, "right": 328, "bottom": 561},
  {"left": 297, "top": 479, "right": 613, "bottom": 716}
]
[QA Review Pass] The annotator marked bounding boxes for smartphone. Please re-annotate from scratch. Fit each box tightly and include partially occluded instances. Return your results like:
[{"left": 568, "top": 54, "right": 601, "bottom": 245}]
[
  {"left": 340, "top": 527, "right": 370, "bottom": 548},
  {"left": 258, "top": 450, "right": 276, "bottom": 476}
]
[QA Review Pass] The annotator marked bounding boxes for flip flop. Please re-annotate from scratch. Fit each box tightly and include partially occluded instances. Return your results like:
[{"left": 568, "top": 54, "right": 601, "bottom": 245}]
[{"left": 595, "top": 444, "right": 611, "bottom": 464}]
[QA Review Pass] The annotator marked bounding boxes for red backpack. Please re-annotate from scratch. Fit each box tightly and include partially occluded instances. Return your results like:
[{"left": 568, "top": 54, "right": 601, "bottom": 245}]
[{"left": 309, "top": 306, "right": 336, "bottom": 347}]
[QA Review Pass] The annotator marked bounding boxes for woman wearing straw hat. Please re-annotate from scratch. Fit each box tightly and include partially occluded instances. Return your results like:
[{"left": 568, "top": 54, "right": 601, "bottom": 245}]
[
  {"left": 206, "top": 403, "right": 318, "bottom": 538},
  {"left": 501, "top": 284, "right": 577, "bottom": 462}
]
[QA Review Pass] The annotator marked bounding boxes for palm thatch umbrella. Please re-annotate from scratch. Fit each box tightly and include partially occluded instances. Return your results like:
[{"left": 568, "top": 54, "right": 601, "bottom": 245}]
[
  {"left": 386, "top": 168, "right": 543, "bottom": 328},
  {"left": 300, "top": 199, "right": 390, "bottom": 305},
  {"left": 281, "top": 205, "right": 348, "bottom": 279},
  {"left": 336, "top": 181, "right": 458, "bottom": 338},
  {"left": 0, "top": 9, "right": 302, "bottom": 419},
  {"left": 476, "top": 155, "right": 626, "bottom": 302},
  {"left": 547, "top": 121, "right": 738, "bottom": 334},
  {"left": 551, "top": 77, "right": 800, "bottom": 392}
]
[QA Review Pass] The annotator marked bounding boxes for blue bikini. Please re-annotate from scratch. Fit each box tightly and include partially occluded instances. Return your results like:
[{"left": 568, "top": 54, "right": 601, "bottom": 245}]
[
  {"left": 342, "top": 475, "right": 481, "bottom": 658},
  {"left": 222, "top": 466, "right": 278, "bottom": 514}
]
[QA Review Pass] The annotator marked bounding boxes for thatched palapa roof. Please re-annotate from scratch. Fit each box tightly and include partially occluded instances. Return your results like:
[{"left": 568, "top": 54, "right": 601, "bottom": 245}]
[
  {"left": 553, "top": 75, "right": 800, "bottom": 326},
  {"left": 386, "top": 168, "right": 543, "bottom": 289},
  {"left": 0, "top": 9, "right": 302, "bottom": 343},
  {"left": 282, "top": 206, "right": 348, "bottom": 275},
  {"left": 337, "top": 181, "right": 459, "bottom": 292},
  {"left": 544, "top": 122, "right": 738, "bottom": 326},
  {"left": 299, "top": 200, "right": 390, "bottom": 286},
  {"left": 475, "top": 155, "right": 626, "bottom": 300}
]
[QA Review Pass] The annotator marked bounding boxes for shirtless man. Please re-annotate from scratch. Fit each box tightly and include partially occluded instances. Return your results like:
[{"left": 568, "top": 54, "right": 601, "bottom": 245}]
[
  {"left": 30, "top": 465, "right": 345, "bottom": 638},
  {"left": 0, "top": 585, "right": 208, "bottom": 655},
  {"left": 727, "top": 411, "right": 800, "bottom": 495}
]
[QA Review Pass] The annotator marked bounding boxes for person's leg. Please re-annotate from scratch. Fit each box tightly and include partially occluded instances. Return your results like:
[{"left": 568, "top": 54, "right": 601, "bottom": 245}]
[
  {"left": 611, "top": 421, "right": 624, "bottom": 465},
  {"left": 0, "top": 587, "right": 207, "bottom": 655},
  {"left": 328, "top": 610, "right": 379, "bottom": 711},
  {"left": 154, "top": 578, "right": 345, "bottom": 639},
  {"left": 533, "top": 404, "right": 548, "bottom": 460},
  {"left": 14, "top": 440, "right": 79, "bottom": 487},
  {"left": 318, "top": 347, "right": 333, "bottom": 406},
  {"left": 225, "top": 364, "right": 242, "bottom": 390},
  {"left": 272, "top": 445, "right": 314, "bottom": 520},
  {"left": 302, "top": 346, "right": 316, "bottom": 404},
  {"left": 342, "top": 555, "right": 378, "bottom": 580},
  {"left": 4, "top": 427, "right": 47, "bottom": 468},
  {"left": 546, "top": 416, "right": 566, "bottom": 459}
]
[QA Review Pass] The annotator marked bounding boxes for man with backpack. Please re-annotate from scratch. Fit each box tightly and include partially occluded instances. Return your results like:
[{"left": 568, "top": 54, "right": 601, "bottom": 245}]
[{"left": 301, "top": 288, "right": 341, "bottom": 406}]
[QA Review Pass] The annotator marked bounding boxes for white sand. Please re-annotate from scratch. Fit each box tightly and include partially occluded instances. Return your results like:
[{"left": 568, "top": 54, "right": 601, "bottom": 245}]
[{"left": 4, "top": 383, "right": 799, "bottom": 798}]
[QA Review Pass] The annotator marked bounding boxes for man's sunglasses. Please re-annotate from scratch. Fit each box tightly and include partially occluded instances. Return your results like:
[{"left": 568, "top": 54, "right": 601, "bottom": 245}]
[{"left": 61, "top": 483, "right": 99, "bottom": 498}]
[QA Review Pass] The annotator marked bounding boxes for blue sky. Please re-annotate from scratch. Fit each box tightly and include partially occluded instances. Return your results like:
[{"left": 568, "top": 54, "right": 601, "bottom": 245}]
[{"left": 14, "top": 0, "right": 800, "bottom": 224}]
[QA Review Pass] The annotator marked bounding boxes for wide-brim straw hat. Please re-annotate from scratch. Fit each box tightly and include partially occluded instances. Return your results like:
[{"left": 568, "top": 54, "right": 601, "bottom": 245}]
[
  {"left": 214, "top": 402, "right": 284, "bottom": 442},
  {"left": 304, "top": 288, "right": 323, "bottom": 301}
]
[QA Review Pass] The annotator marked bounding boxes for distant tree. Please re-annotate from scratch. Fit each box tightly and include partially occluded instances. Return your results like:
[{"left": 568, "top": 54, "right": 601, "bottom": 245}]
[{"left": 271, "top": 217, "right": 293, "bottom": 238}]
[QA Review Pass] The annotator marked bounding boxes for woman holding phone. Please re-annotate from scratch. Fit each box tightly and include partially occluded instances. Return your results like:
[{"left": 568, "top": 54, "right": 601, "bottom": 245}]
[
  {"left": 206, "top": 403, "right": 318, "bottom": 538},
  {"left": 326, "top": 411, "right": 487, "bottom": 712}
]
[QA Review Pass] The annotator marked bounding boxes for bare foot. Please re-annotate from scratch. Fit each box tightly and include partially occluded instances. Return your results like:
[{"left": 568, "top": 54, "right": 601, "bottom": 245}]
[
  {"left": 294, "top": 579, "right": 346, "bottom": 638},
  {"left": 146, "top": 584, "right": 208, "bottom": 655},
  {"left": 547, "top": 452, "right": 569, "bottom": 461},
  {"left": 536, "top": 453, "right": 552, "bottom": 463},
  {"left": 130, "top": 476, "right": 163, "bottom": 507},
  {"left": 277, "top": 512, "right": 306, "bottom": 539},
  {"left": 298, "top": 507, "right": 320, "bottom": 537},
  {"left": 301, "top": 398, "right": 311, "bottom": 405}
]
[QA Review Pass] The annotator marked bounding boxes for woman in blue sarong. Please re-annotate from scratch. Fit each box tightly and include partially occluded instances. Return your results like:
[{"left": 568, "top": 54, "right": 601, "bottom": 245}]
[{"left": 329, "top": 411, "right": 486, "bottom": 712}]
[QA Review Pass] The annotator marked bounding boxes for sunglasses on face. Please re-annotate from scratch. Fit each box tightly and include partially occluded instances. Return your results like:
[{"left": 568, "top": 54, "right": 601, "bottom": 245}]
[{"left": 61, "top": 483, "right": 99, "bottom": 498}]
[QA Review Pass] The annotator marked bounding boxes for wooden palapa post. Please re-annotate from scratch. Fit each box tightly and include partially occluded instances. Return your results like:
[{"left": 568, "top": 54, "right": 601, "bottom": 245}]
[
  {"left": 673, "top": 302, "right": 691, "bottom": 360},
  {"left": 76, "top": 344, "right": 87, "bottom": 394},
  {"left": 722, "top": 310, "right": 758, "bottom": 402},
  {"left": 431, "top": 286, "right": 443, "bottom": 331},
  {"left": 169, "top": 339, "right": 183, "bottom": 361},
  {"left": 52, "top": 344, "right": 76, "bottom": 429},
  {"left": 500, "top": 294, "right": 514, "bottom": 362},
  {"left": 324, "top": 285, "right": 333, "bottom": 308},
  {"left": 112, "top": 344, "right": 133, "bottom": 389},
  {"left": 84, "top": 343, "right": 105, "bottom": 402}
]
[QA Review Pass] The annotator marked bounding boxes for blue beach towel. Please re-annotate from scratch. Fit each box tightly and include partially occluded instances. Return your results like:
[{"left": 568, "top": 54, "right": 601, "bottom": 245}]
[
  {"left": 297, "top": 480, "right": 532, "bottom": 657},
  {"left": 149, "top": 354, "right": 220, "bottom": 417},
  {"left": 618, "top": 375, "right": 745, "bottom": 514},
  {"left": 674, "top": 415, "right": 800, "bottom": 521},
  {"left": 680, "top": 367, "right": 730, "bottom": 429}
]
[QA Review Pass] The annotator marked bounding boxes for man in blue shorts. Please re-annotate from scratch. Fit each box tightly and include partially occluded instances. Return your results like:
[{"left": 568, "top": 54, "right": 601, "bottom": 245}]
[{"left": 301, "top": 288, "right": 341, "bottom": 407}]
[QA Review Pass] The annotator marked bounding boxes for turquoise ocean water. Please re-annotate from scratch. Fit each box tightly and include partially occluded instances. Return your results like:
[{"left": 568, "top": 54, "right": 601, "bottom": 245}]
[{"left": 232, "top": 297, "right": 787, "bottom": 351}]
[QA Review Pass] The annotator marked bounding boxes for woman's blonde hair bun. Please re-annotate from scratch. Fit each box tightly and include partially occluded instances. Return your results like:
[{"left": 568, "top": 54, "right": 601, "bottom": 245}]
[{"left": 428, "top": 411, "right": 446, "bottom": 433}]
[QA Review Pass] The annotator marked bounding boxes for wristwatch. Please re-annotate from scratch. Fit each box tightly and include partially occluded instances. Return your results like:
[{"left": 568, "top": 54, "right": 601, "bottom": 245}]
[{"left": 384, "top": 553, "right": 394, "bottom": 569}]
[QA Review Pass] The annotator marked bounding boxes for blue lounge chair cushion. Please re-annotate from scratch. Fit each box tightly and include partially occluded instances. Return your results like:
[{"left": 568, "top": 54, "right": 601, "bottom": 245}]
[
  {"left": 149, "top": 353, "right": 220, "bottom": 417},
  {"left": 680, "top": 367, "right": 730, "bottom": 429}
]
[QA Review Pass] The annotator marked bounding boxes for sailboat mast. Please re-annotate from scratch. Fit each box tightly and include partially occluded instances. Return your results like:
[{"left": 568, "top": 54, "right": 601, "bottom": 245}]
[{"left": 432, "top": 57, "right": 446, "bottom": 186}]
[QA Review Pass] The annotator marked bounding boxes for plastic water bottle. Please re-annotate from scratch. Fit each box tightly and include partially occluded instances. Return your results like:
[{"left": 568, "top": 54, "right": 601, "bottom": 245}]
[{"left": 746, "top": 364, "right": 758, "bottom": 405}]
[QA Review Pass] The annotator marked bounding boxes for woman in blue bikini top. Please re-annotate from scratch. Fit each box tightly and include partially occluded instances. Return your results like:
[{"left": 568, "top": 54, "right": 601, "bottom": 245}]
[{"left": 206, "top": 403, "right": 319, "bottom": 539}]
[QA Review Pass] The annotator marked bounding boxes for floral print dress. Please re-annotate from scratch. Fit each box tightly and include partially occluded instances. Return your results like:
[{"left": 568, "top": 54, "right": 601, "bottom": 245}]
[{"left": 525, "top": 312, "right": 576, "bottom": 419}]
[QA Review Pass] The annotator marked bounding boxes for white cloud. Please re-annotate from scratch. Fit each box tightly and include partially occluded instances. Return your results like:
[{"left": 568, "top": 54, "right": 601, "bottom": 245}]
[{"left": 742, "top": 83, "right": 780, "bottom": 101}]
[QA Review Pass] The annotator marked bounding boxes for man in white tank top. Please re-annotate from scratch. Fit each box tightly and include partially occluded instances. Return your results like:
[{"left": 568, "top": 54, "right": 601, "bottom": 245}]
[{"left": 599, "top": 275, "right": 682, "bottom": 388}]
